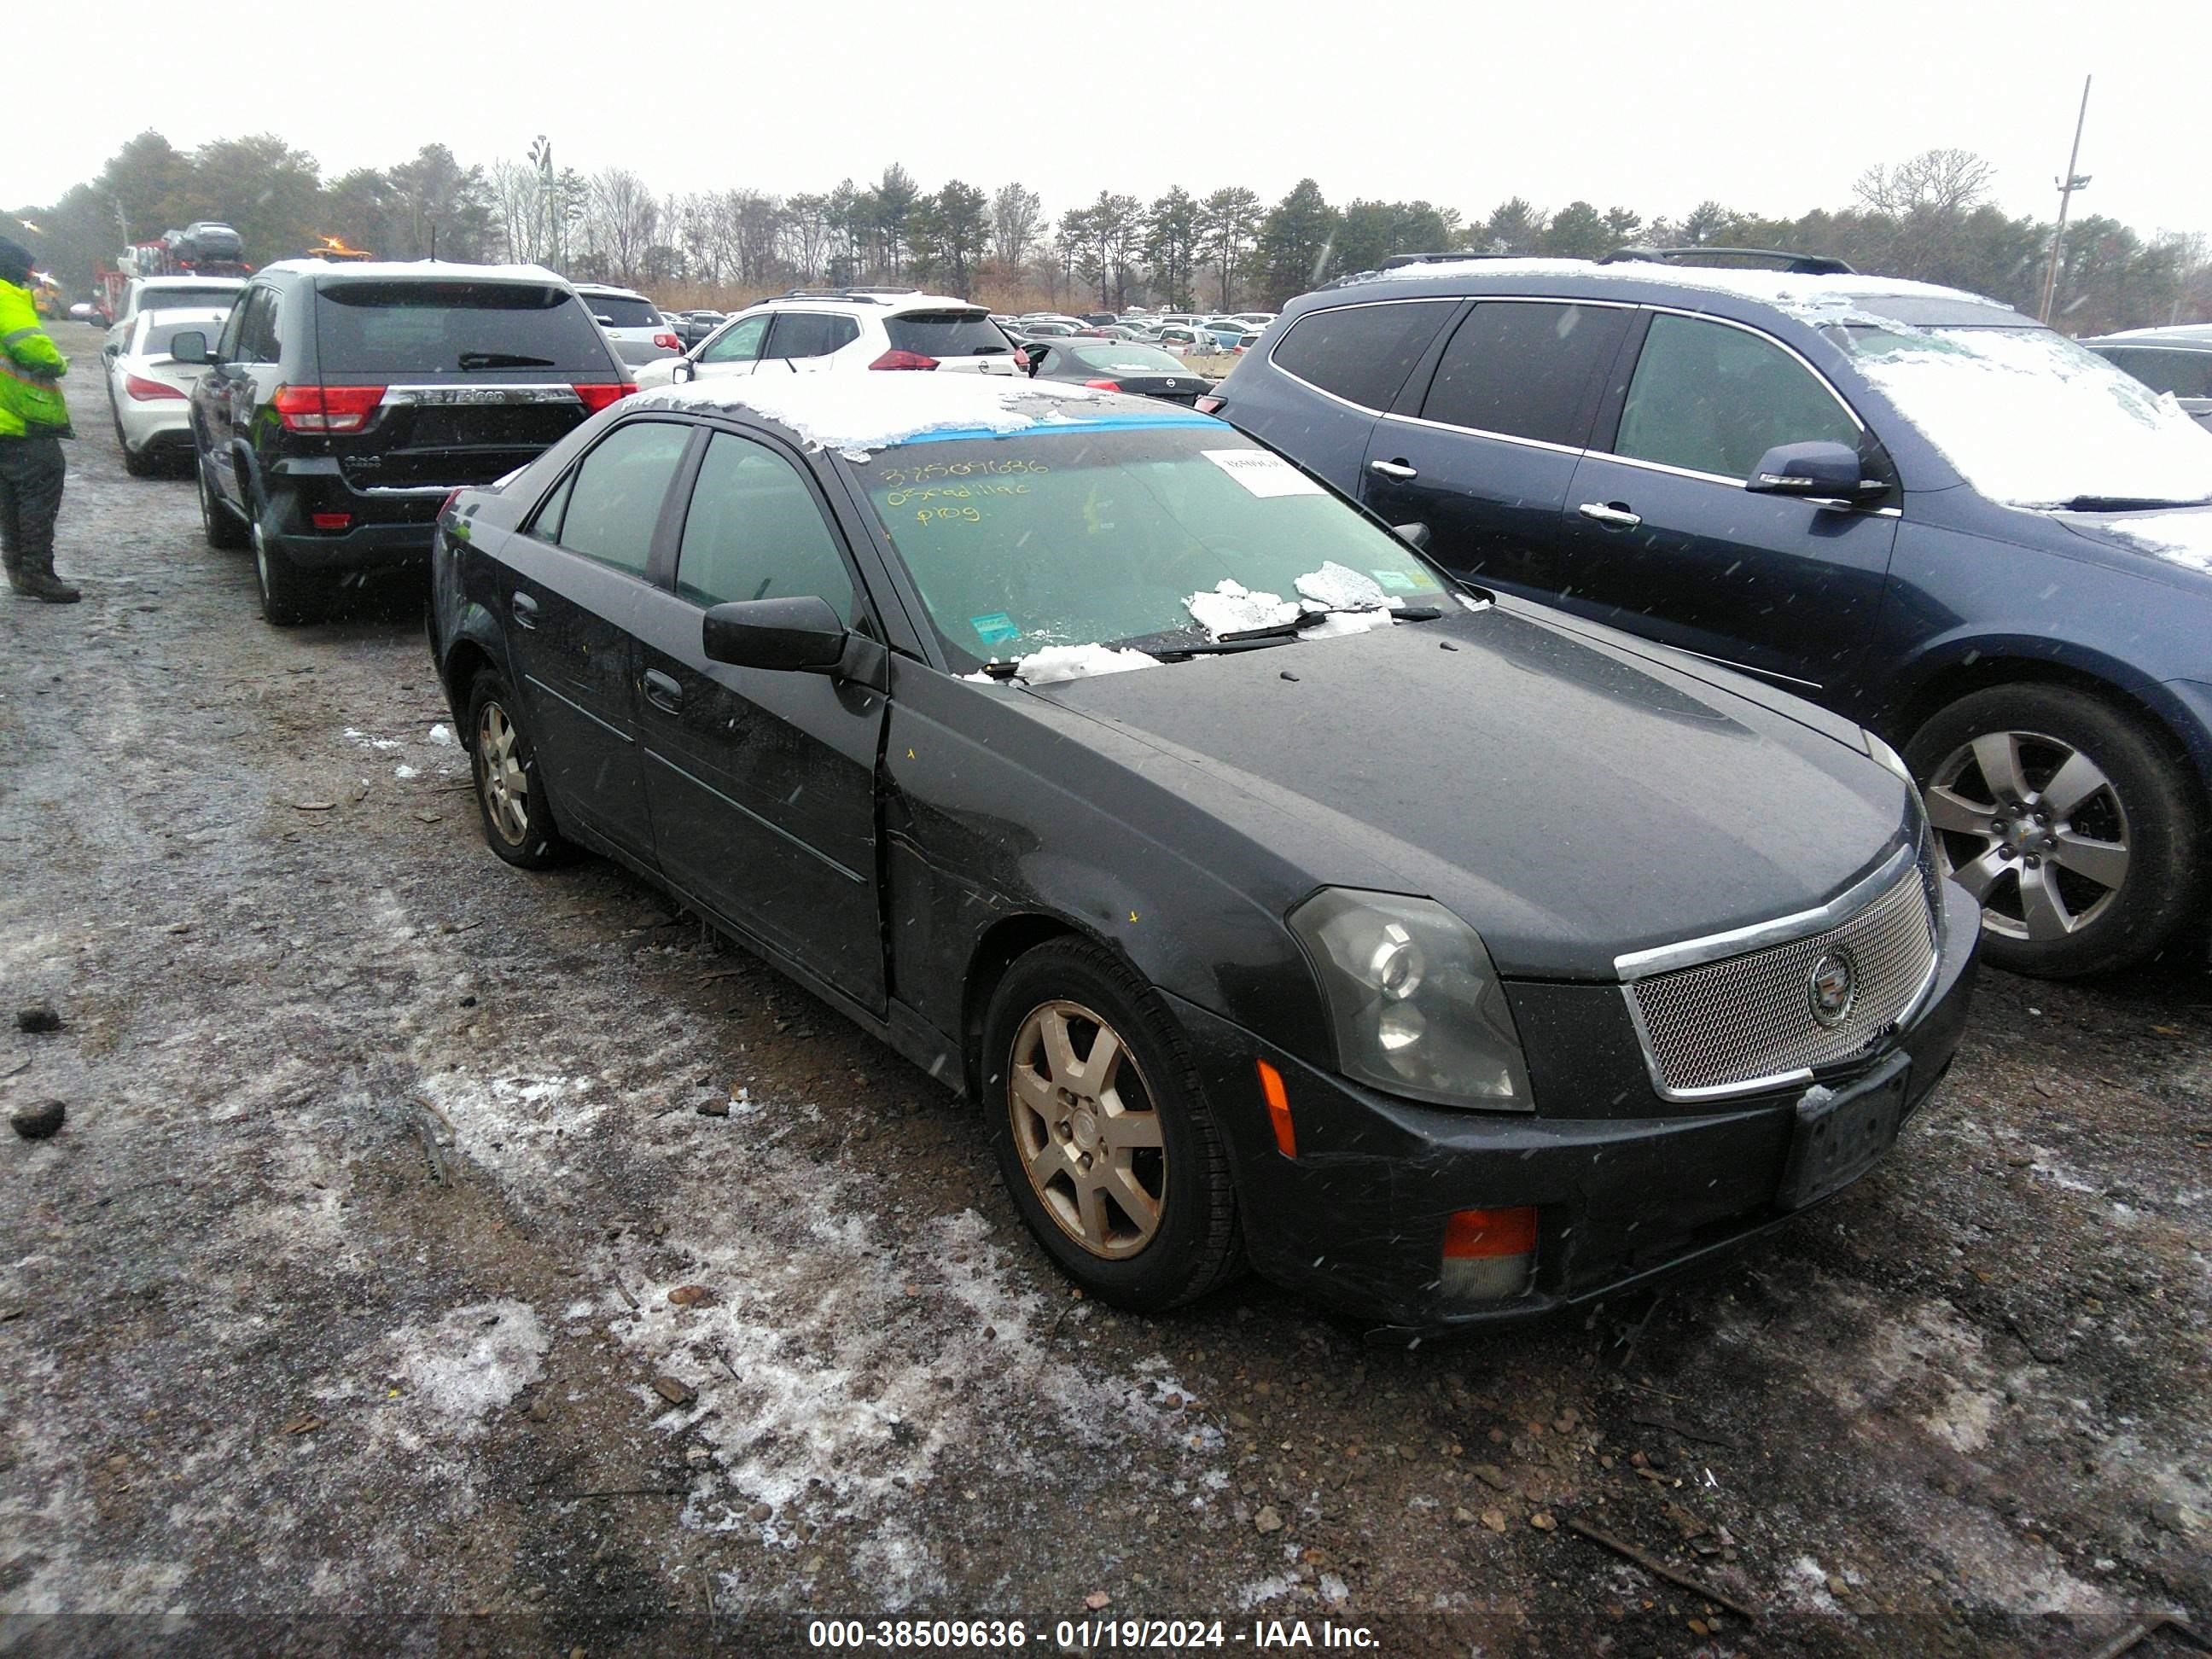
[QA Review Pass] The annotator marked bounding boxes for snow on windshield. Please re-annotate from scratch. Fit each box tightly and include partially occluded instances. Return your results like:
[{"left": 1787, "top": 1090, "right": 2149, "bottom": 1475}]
[
  {"left": 1840, "top": 326, "right": 2212, "bottom": 510},
  {"left": 2095, "top": 511, "right": 2212, "bottom": 576},
  {"left": 1185, "top": 580, "right": 1299, "bottom": 635},
  {"left": 969, "top": 643, "right": 1165, "bottom": 687}
]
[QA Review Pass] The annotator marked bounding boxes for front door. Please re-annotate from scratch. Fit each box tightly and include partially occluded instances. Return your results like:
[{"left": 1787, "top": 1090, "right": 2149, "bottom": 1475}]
[
  {"left": 632, "top": 428, "right": 889, "bottom": 1010},
  {"left": 504, "top": 416, "right": 696, "bottom": 857},
  {"left": 1555, "top": 310, "right": 1899, "bottom": 692}
]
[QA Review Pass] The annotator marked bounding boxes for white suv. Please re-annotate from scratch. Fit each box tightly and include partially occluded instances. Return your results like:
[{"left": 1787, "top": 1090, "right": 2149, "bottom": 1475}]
[
  {"left": 632, "top": 289, "right": 1024, "bottom": 390},
  {"left": 572, "top": 282, "right": 683, "bottom": 366}
]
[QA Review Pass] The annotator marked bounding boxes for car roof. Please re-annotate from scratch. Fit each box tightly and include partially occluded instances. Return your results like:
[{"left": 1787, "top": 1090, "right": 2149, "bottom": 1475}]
[
  {"left": 570, "top": 280, "right": 649, "bottom": 297},
  {"left": 2084, "top": 323, "right": 2212, "bottom": 350},
  {"left": 1307, "top": 257, "right": 2028, "bottom": 332},
  {"left": 133, "top": 275, "right": 245, "bottom": 287},
  {"left": 626, "top": 373, "right": 1224, "bottom": 454},
  {"left": 133, "top": 306, "right": 232, "bottom": 323},
  {"left": 258, "top": 259, "right": 568, "bottom": 286}
]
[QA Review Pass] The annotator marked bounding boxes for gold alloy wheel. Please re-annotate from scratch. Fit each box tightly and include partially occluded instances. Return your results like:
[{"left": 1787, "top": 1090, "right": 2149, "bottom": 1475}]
[
  {"left": 475, "top": 702, "right": 530, "bottom": 847},
  {"left": 1007, "top": 999, "right": 1167, "bottom": 1259}
]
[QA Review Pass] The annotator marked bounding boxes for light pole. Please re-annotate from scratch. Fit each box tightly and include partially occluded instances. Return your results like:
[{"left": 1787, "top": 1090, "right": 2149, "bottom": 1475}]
[
  {"left": 527, "top": 135, "right": 557, "bottom": 270},
  {"left": 2039, "top": 75, "right": 2093, "bottom": 325}
]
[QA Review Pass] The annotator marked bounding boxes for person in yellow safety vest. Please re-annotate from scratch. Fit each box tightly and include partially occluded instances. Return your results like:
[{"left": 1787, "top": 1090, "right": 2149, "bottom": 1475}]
[{"left": 0, "top": 236, "right": 79, "bottom": 602}]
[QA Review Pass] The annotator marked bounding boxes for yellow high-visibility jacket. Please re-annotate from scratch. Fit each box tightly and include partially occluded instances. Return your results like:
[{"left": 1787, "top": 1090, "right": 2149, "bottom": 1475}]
[{"left": 0, "top": 279, "right": 71, "bottom": 439}]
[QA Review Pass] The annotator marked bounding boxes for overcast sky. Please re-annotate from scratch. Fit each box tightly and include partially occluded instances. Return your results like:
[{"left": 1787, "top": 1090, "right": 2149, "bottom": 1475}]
[{"left": 19, "top": 0, "right": 2209, "bottom": 241}]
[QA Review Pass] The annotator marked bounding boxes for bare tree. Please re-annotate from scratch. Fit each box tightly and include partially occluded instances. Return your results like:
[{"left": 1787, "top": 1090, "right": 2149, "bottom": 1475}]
[
  {"left": 1853, "top": 148, "right": 1994, "bottom": 218},
  {"left": 586, "top": 167, "right": 659, "bottom": 284},
  {"left": 991, "top": 183, "right": 1043, "bottom": 272}
]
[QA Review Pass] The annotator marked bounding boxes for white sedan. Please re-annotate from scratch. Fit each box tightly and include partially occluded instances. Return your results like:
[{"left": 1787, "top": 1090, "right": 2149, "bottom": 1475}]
[{"left": 104, "top": 307, "right": 229, "bottom": 477}]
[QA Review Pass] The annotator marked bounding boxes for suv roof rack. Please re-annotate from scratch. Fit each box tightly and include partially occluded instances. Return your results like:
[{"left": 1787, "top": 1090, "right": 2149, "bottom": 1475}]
[
  {"left": 777, "top": 286, "right": 918, "bottom": 304},
  {"left": 1598, "top": 246, "right": 1857, "bottom": 276}
]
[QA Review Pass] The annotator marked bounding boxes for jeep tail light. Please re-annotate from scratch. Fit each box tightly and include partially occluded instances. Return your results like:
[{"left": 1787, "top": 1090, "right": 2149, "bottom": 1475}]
[
  {"left": 1194, "top": 393, "right": 1225, "bottom": 415},
  {"left": 125, "top": 374, "right": 185, "bottom": 401},
  {"left": 273, "top": 384, "right": 385, "bottom": 433},
  {"left": 573, "top": 383, "right": 634, "bottom": 413},
  {"left": 1082, "top": 379, "right": 1121, "bottom": 392},
  {"left": 653, "top": 332, "right": 681, "bottom": 352},
  {"left": 1440, "top": 1207, "right": 1536, "bottom": 1303},
  {"left": 869, "top": 350, "right": 939, "bottom": 371}
]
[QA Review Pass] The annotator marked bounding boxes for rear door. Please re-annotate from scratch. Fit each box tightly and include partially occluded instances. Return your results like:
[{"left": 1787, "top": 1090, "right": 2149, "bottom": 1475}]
[
  {"left": 630, "top": 428, "right": 890, "bottom": 1009},
  {"left": 310, "top": 276, "right": 629, "bottom": 503},
  {"left": 1359, "top": 298, "right": 1633, "bottom": 600},
  {"left": 1554, "top": 310, "right": 1898, "bottom": 691},
  {"left": 501, "top": 416, "right": 698, "bottom": 859},
  {"left": 759, "top": 310, "right": 863, "bottom": 374}
]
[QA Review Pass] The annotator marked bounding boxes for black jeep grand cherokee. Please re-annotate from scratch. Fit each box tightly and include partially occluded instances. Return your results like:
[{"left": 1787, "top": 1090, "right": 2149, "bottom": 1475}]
[{"left": 176, "top": 261, "right": 633, "bottom": 625}]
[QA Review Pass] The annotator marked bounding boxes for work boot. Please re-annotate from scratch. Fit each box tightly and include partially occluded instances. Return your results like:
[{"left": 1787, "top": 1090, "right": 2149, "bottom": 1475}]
[{"left": 7, "top": 562, "right": 79, "bottom": 603}]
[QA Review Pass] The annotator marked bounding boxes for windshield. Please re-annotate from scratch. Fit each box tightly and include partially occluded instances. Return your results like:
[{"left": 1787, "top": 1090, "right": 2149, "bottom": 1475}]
[
  {"left": 1068, "top": 344, "right": 1186, "bottom": 375},
  {"left": 853, "top": 423, "right": 1449, "bottom": 672},
  {"left": 1837, "top": 324, "right": 2212, "bottom": 510},
  {"left": 316, "top": 282, "right": 615, "bottom": 374}
]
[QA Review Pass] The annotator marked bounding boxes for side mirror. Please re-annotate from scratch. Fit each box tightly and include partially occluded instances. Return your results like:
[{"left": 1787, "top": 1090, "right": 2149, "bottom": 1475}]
[
  {"left": 1394, "top": 521, "right": 1431, "bottom": 551},
  {"left": 671, "top": 358, "right": 694, "bottom": 384},
  {"left": 1745, "top": 439, "right": 1870, "bottom": 504},
  {"left": 169, "top": 330, "right": 210, "bottom": 364},
  {"left": 701, "top": 596, "right": 848, "bottom": 673}
]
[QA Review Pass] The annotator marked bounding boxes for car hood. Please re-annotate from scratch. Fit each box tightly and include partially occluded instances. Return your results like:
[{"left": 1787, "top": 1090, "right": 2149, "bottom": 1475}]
[{"left": 1022, "top": 607, "right": 1914, "bottom": 980}]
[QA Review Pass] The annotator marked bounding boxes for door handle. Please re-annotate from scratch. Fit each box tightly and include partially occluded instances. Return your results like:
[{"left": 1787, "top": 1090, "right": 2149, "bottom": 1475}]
[
  {"left": 510, "top": 591, "right": 540, "bottom": 629},
  {"left": 1369, "top": 458, "right": 1418, "bottom": 481},
  {"left": 643, "top": 669, "right": 684, "bottom": 713},
  {"left": 1578, "top": 502, "right": 1643, "bottom": 530}
]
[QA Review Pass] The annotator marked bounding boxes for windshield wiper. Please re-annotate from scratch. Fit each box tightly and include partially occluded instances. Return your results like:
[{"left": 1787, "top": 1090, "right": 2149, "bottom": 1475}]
[
  {"left": 457, "top": 351, "right": 556, "bottom": 370},
  {"left": 2059, "top": 494, "right": 2212, "bottom": 513},
  {"left": 1121, "top": 605, "right": 1445, "bottom": 660}
]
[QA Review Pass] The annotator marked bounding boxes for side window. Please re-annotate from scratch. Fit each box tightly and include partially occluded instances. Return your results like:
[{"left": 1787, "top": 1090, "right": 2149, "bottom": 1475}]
[
  {"left": 552, "top": 420, "right": 694, "bottom": 576},
  {"left": 1612, "top": 313, "right": 1860, "bottom": 481},
  {"left": 1269, "top": 300, "right": 1458, "bottom": 411},
  {"left": 700, "top": 314, "right": 771, "bottom": 364},
  {"left": 1419, "top": 301, "right": 1630, "bottom": 446},
  {"left": 764, "top": 312, "right": 858, "bottom": 359},
  {"left": 673, "top": 433, "right": 856, "bottom": 621},
  {"left": 238, "top": 291, "right": 282, "bottom": 364},
  {"left": 215, "top": 290, "right": 256, "bottom": 361}
]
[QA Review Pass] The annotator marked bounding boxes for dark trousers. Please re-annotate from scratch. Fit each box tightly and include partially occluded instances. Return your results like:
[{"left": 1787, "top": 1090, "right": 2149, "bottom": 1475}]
[{"left": 0, "top": 434, "right": 67, "bottom": 569}]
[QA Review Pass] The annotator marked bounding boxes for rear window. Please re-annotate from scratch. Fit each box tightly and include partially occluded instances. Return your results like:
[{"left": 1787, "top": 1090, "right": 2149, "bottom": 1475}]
[
  {"left": 139, "top": 315, "right": 228, "bottom": 356},
  {"left": 1271, "top": 300, "right": 1458, "bottom": 410},
  {"left": 585, "top": 294, "right": 662, "bottom": 329},
  {"left": 888, "top": 311, "right": 1016, "bottom": 358},
  {"left": 314, "top": 282, "right": 616, "bottom": 375},
  {"left": 135, "top": 287, "right": 237, "bottom": 316},
  {"left": 2094, "top": 347, "right": 2212, "bottom": 400},
  {"left": 1069, "top": 344, "right": 1185, "bottom": 375}
]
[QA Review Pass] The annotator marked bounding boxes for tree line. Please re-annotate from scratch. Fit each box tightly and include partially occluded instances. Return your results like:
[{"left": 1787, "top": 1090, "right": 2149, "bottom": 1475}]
[{"left": 11, "top": 131, "right": 2209, "bottom": 336}]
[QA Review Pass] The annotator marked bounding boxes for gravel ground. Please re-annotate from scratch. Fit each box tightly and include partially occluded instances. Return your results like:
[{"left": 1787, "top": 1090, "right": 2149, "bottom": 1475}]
[{"left": 2, "top": 319, "right": 2208, "bottom": 1656}]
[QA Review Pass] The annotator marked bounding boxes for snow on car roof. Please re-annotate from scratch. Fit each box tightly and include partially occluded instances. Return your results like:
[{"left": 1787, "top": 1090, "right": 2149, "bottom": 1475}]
[
  {"left": 258, "top": 259, "right": 568, "bottom": 284},
  {"left": 1340, "top": 257, "right": 2011, "bottom": 327},
  {"left": 628, "top": 373, "right": 1220, "bottom": 454}
]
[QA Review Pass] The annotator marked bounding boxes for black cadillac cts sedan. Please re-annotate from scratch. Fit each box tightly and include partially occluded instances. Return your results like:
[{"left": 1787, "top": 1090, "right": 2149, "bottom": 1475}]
[{"left": 427, "top": 375, "right": 1979, "bottom": 1337}]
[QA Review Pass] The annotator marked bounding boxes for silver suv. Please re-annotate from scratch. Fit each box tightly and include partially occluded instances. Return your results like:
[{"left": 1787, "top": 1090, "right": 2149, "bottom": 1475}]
[{"left": 572, "top": 282, "right": 682, "bottom": 366}]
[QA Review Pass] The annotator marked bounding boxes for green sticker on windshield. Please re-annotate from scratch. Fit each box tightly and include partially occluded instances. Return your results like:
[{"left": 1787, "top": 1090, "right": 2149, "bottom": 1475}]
[
  {"left": 1371, "top": 568, "right": 1424, "bottom": 591},
  {"left": 970, "top": 612, "right": 1022, "bottom": 645}
]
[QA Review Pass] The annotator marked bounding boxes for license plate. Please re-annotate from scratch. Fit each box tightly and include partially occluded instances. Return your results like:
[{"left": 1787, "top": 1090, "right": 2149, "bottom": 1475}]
[{"left": 1777, "top": 1053, "right": 1911, "bottom": 1211}]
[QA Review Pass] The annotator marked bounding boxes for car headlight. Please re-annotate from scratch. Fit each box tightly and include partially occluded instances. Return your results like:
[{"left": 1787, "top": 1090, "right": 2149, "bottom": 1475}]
[{"left": 1286, "top": 888, "right": 1532, "bottom": 1111}]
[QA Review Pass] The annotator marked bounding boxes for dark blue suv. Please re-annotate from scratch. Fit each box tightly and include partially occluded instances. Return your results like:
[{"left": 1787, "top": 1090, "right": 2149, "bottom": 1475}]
[{"left": 1209, "top": 253, "right": 2212, "bottom": 978}]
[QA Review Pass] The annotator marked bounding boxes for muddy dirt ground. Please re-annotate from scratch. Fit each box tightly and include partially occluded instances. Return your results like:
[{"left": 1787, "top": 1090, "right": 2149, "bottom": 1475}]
[{"left": 2, "top": 318, "right": 2208, "bottom": 1657}]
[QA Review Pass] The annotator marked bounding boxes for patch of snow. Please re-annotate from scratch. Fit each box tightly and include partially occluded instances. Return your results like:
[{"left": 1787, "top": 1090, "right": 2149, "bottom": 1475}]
[
  {"left": 1185, "top": 579, "right": 1298, "bottom": 635},
  {"left": 978, "top": 643, "right": 1163, "bottom": 687},
  {"left": 426, "top": 723, "right": 455, "bottom": 748},
  {"left": 629, "top": 374, "right": 1114, "bottom": 454},
  {"left": 2093, "top": 509, "right": 2212, "bottom": 574},
  {"left": 393, "top": 764, "right": 419, "bottom": 780},
  {"left": 1294, "top": 562, "right": 1392, "bottom": 612},
  {"left": 1298, "top": 609, "right": 1397, "bottom": 639},
  {"left": 388, "top": 1301, "right": 547, "bottom": 1428}
]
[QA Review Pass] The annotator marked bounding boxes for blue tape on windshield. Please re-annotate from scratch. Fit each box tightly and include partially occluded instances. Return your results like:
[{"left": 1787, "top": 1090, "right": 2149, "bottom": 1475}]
[{"left": 892, "top": 412, "right": 1221, "bottom": 445}]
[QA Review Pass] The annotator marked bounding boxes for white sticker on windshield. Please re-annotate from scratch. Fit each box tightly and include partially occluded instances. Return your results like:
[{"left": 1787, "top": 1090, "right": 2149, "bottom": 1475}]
[{"left": 1202, "top": 449, "right": 1325, "bottom": 498}]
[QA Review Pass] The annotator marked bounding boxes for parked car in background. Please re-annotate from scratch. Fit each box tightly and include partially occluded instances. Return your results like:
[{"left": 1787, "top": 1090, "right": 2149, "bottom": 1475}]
[
  {"left": 106, "top": 275, "right": 246, "bottom": 352},
  {"left": 1210, "top": 252, "right": 2212, "bottom": 976},
  {"left": 102, "top": 306, "right": 229, "bottom": 476},
  {"left": 673, "top": 309, "right": 726, "bottom": 348},
  {"left": 1231, "top": 312, "right": 1278, "bottom": 329},
  {"left": 1019, "top": 312, "right": 1088, "bottom": 330},
  {"left": 2083, "top": 325, "right": 2212, "bottom": 432},
  {"left": 573, "top": 282, "right": 683, "bottom": 365},
  {"left": 1013, "top": 320, "right": 1081, "bottom": 341},
  {"left": 1079, "top": 312, "right": 1119, "bottom": 328},
  {"left": 68, "top": 300, "right": 99, "bottom": 323},
  {"left": 1022, "top": 339, "right": 1216, "bottom": 405},
  {"left": 633, "top": 290, "right": 1026, "bottom": 391},
  {"left": 1151, "top": 323, "right": 1220, "bottom": 355},
  {"left": 427, "top": 371, "right": 1976, "bottom": 1331},
  {"left": 178, "top": 260, "right": 634, "bottom": 626}
]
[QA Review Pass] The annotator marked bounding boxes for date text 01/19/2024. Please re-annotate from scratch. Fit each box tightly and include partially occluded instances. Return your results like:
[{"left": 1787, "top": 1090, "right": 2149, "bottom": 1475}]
[{"left": 804, "top": 1618, "right": 1382, "bottom": 1650}]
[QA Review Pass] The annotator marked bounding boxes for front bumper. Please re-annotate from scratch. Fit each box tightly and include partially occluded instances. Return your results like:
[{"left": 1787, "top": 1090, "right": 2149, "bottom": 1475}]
[{"left": 1169, "top": 880, "right": 1981, "bottom": 1339}]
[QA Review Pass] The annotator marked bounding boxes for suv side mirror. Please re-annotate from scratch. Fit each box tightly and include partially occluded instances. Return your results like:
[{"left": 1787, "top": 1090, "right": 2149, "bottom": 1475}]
[
  {"left": 169, "top": 330, "right": 210, "bottom": 365},
  {"left": 701, "top": 596, "right": 848, "bottom": 673},
  {"left": 1745, "top": 439, "right": 1872, "bottom": 504},
  {"left": 671, "top": 358, "right": 695, "bottom": 384}
]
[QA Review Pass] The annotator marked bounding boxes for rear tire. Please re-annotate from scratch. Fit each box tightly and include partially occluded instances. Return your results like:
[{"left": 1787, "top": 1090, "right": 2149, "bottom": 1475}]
[
  {"left": 465, "top": 669, "right": 575, "bottom": 870},
  {"left": 253, "top": 516, "right": 323, "bottom": 627},
  {"left": 196, "top": 453, "right": 249, "bottom": 550},
  {"left": 981, "top": 937, "right": 1244, "bottom": 1312},
  {"left": 1905, "top": 684, "right": 2202, "bottom": 978}
]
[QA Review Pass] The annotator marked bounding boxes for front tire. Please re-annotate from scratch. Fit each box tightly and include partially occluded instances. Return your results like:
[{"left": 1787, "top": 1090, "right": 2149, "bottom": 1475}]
[
  {"left": 465, "top": 669, "right": 574, "bottom": 870},
  {"left": 1906, "top": 684, "right": 2203, "bottom": 977},
  {"left": 982, "top": 938, "right": 1243, "bottom": 1311}
]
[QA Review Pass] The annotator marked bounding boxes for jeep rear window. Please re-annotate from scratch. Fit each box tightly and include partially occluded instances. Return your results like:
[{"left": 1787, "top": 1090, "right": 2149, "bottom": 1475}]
[
  {"left": 585, "top": 295, "right": 662, "bottom": 329},
  {"left": 1271, "top": 301, "right": 1457, "bottom": 410},
  {"left": 314, "top": 282, "right": 615, "bottom": 375},
  {"left": 886, "top": 311, "right": 1016, "bottom": 358}
]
